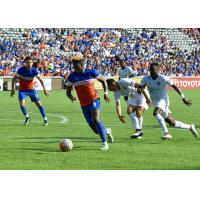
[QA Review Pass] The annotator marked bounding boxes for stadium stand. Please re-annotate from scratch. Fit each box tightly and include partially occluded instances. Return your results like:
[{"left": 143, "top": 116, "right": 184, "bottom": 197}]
[{"left": 0, "top": 28, "right": 199, "bottom": 79}]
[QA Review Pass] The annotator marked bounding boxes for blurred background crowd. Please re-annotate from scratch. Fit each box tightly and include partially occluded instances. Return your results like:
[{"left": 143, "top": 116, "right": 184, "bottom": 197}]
[{"left": 0, "top": 28, "right": 199, "bottom": 81}]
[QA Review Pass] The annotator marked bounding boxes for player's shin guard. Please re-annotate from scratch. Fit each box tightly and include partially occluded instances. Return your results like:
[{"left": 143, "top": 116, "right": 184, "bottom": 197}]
[
  {"left": 38, "top": 105, "right": 47, "bottom": 120},
  {"left": 96, "top": 121, "right": 107, "bottom": 142},
  {"left": 175, "top": 121, "right": 190, "bottom": 129},
  {"left": 20, "top": 105, "right": 28, "bottom": 117},
  {"left": 129, "top": 113, "right": 140, "bottom": 130},
  {"left": 155, "top": 114, "right": 168, "bottom": 133}
]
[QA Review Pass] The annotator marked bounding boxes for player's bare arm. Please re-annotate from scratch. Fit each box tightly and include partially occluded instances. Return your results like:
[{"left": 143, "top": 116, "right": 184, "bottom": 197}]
[
  {"left": 96, "top": 76, "right": 110, "bottom": 102},
  {"left": 116, "top": 100, "right": 126, "bottom": 123},
  {"left": 10, "top": 75, "right": 18, "bottom": 97},
  {"left": 171, "top": 84, "right": 192, "bottom": 106},
  {"left": 37, "top": 76, "right": 50, "bottom": 96},
  {"left": 66, "top": 86, "right": 76, "bottom": 102}
]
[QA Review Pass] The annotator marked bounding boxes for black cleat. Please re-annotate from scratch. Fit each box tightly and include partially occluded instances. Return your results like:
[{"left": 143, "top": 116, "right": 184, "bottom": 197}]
[
  {"left": 131, "top": 130, "right": 144, "bottom": 139},
  {"left": 24, "top": 117, "right": 30, "bottom": 126}
]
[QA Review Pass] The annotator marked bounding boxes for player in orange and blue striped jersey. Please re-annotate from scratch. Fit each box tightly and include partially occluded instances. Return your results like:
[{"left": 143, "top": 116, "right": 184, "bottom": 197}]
[
  {"left": 10, "top": 56, "right": 49, "bottom": 126},
  {"left": 66, "top": 54, "right": 114, "bottom": 151}
]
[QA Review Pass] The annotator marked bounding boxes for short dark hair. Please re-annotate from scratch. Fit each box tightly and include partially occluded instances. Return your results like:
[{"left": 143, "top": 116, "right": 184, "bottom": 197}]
[
  {"left": 150, "top": 62, "right": 159, "bottom": 69},
  {"left": 24, "top": 56, "right": 32, "bottom": 62},
  {"left": 106, "top": 78, "right": 116, "bottom": 87}
]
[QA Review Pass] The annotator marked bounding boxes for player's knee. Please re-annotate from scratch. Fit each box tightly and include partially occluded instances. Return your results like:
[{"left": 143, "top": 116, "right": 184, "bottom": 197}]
[
  {"left": 136, "top": 111, "right": 142, "bottom": 118},
  {"left": 168, "top": 120, "right": 176, "bottom": 127}
]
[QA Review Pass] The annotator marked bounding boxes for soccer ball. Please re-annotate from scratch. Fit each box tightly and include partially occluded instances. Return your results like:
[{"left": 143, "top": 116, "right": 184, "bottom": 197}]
[{"left": 59, "top": 139, "right": 73, "bottom": 152}]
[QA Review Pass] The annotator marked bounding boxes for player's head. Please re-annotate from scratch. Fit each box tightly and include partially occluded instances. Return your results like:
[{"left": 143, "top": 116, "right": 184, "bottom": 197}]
[
  {"left": 72, "top": 53, "right": 84, "bottom": 72},
  {"left": 24, "top": 56, "right": 33, "bottom": 68},
  {"left": 106, "top": 78, "right": 120, "bottom": 92},
  {"left": 115, "top": 55, "right": 125, "bottom": 68},
  {"left": 149, "top": 62, "right": 159, "bottom": 78}
]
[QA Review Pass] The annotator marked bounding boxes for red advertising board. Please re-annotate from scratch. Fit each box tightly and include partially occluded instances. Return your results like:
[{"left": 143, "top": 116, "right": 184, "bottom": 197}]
[{"left": 172, "top": 77, "right": 200, "bottom": 89}]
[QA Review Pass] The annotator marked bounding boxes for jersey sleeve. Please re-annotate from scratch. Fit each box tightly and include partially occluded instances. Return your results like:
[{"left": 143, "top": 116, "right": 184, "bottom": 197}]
[
  {"left": 164, "top": 76, "right": 174, "bottom": 86},
  {"left": 65, "top": 74, "right": 74, "bottom": 86},
  {"left": 128, "top": 67, "right": 135, "bottom": 76},
  {"left": 16, "top": 68, "right": 22, "bottom": 77},
  {"left": 91, "top": 69, "right": 99, "bottom": 78},
  {"left": 114, "top": 91, "right": 121, "bottom": 101},
  {"left": 140, "top": 77, "right": 147, "bottom": 87},
  {"left": 34, "top": 68, "right": 39, "bottom": 77}
]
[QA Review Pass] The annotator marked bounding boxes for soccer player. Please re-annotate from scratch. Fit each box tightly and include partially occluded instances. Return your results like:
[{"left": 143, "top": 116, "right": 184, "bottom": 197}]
[
  {"left": 10, "top": 56, "right": 49, "bottom": 126},
  {"left": 141, "top": 62, "right": 198, "bottom": 140},
  {"left": 115, "top": 55, "right": 136, "bottom": 101},
  {"left": 106, "top": 78, "right": 151, "bottom": 139},
  {"left": 66, "top": 53, "right": 114, "bottom": 151}
]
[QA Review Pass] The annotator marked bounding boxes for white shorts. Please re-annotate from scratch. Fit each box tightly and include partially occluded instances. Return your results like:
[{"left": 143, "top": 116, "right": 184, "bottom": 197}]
[
  {"left": 153, "top": 98, "right": 172, "bottom": 118},
  {"left": 128, "top": 94, "right": 148, "bottom": 110}
]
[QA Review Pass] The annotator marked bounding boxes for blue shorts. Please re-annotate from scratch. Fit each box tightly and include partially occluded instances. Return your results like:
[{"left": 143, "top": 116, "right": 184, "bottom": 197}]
[
  {"left": 81, "top": 98, "right": 101, "bottom": 124},
  {"left": 18, "top": 89, "right": 40, "bottom": 102}
]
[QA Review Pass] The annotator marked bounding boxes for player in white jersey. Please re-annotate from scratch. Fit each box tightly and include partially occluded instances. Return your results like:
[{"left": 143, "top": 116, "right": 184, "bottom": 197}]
[
  {"left": 106, "top": 78, "right": 151, "bottom": 139},
  {"left": 115, "top": 55, "right": 136, "bottom": 101},
  {"left": 141, "top": 62, "right": 198, "bottom": 140}
]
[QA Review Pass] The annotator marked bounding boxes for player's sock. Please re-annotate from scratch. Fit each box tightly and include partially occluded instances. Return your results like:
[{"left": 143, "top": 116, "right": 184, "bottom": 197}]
[
  {"left": 175, "top": 121, "right": 190, "bottom": 129},
  {"left": 96, "top": 121, "right": 107, "bottom": 142},
  {"left": 20, "top": 105, "right": 28, "bottom": 117},
  {"left": 38, "top": 105, "right": 47, "bottom": 119},
  {"left": 155, "top": 114, "right": 168, "bottom": 133},
  {"left": 129, "top": 113, "right": 140, "bottom": 130},
  {"left": 138, "top": 116, "right": 143, "bottom": 130}
]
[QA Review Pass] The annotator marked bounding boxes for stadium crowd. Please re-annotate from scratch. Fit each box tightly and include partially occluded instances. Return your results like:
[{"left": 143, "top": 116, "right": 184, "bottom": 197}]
[{"left": 0, "top": 28, "right": 199, "bottom": 80}]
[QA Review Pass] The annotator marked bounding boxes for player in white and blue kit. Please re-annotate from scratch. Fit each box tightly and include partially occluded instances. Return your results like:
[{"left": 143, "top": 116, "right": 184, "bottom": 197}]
[
  {"left": 107, "top": 78, "right": 151, "bottom": 139},
  {"left": 141, "top": 62, "right": 198, "bottom": 140}
]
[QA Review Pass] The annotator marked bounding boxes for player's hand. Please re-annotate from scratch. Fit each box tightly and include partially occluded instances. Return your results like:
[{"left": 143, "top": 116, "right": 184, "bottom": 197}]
[
  {"left": 182, "top": 98, "right": 192, "bottom": 106},
  {"left": 118, "top": 115, "right": 126, "bottom": 123},
  {"left": 70, "top": 96, "right": 76, "bottom": 102},
  {"left": 10, "top": 90, "right": 15, "bottom": 97},
  {"left": 146, "top": 99, "right": 152, "bottom": 107},
  {"left": 104, "top": 94, "right": 110, "bottom": 103},
  {"left": 44, "top": 90, "right": 50, "bottom": 96}
]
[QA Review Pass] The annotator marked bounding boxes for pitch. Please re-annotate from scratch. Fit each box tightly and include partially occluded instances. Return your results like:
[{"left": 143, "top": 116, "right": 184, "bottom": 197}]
[{"left": 0, "top": 89, "right": 200, "bottom": 169}]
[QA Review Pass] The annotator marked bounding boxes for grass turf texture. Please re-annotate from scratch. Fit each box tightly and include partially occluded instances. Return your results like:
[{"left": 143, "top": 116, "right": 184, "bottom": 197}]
[{"left": 0, "top": 89, "right": 200, "bottom": 170}]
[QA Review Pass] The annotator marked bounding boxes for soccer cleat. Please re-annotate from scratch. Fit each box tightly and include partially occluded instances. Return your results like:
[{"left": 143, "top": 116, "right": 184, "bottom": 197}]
[
  {"left": 161, "top": 133, "right": 172, "bottom": 140},
  {"left": 106, "top": 128, "right": 114, "bottom": 143},
  {"left": 24, "top": 117, "right": 30, "bottom": 126},
  {"left": 43, "top": 119, "right": 48, "bottom": 126},
  {"left": 131, "top": 130, "right": 143, "bottom": 139},
  {"left": 101, "top": 142, "right": 109, "bottom": 151},
  {"left": 190, "top": 124, "right": 198, "bottom": 139}
]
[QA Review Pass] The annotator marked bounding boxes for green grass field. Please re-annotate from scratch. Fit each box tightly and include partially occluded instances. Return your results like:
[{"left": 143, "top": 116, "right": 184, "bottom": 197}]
[{"left": 0, "top": 89, "right": 200, "bottom": 170}]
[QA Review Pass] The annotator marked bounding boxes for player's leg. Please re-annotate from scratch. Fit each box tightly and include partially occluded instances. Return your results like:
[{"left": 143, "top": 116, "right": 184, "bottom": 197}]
[
  {"left": 18, "top": 91, "right": 30, "bottom": 125},
  {"left": 153, "top": 107, "right": 172, "bottom": 140},
  {"left": 128, "top": 105, "right": 141, "bottom": 137},
  {"left": 90, "top": 108, "right": 109, "bottom": 150},
  {"left": 82, "top": 105, "right": 113, "bottom": 143},
  {"left": 29, "top": 90, "right": 48, "bottom": 125},
  {"left": 165, "top": 113, "right": 198, "bottom": 139}
]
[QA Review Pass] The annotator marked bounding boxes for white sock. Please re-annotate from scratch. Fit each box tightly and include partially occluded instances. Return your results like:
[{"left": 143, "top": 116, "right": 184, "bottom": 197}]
[
  {"left": 175, "top": 121, "right": 190, "bottom": 129},
  {"left": 155, "top": 114, "right": 169, "bottom": 134},
  {"left": 25, "top": 114, "right": 29, "bottom": 118},
  {"left": 106, "top": 128, "right": 111, "bottom": 135},
  {"left": 138, "top": 116, "right": 143, "bottom": 129},
  {"left": 44, "top": 117, "right": 47, "bottom": 120},
  {"left": 130, "top": 113, "right": 140, "bottom": 130}
]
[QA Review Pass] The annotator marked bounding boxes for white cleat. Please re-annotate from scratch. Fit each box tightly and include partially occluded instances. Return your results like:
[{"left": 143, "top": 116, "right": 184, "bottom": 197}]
[
  {"left": 190, "top": 124, "right": 198, "bottom": 139},
  {"left": 101, "top": 142, "right": 109, "bottom": 151},
  {"left": 161, "top": 133, "right": 172, "bottom": 140},
  {"left": 106, "top": 128, "right": 114, "bottom": 143}
]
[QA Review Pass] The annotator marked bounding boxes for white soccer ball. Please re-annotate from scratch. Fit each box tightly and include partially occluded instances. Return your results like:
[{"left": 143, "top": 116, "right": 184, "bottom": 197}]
[{"left": 59, "top": 139, "right": 73, "bottom": 152}]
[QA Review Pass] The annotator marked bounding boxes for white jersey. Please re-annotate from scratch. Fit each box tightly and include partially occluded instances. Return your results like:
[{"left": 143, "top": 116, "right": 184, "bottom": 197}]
[
  {"left": 141, "top": 74, "right": 174, "bottom": 102},
  {"left": 118, "top": 67, "right": 135, "bottom": 79},
  {"left": 114, "top": 78, "right": 139, "bottom": 101}
]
